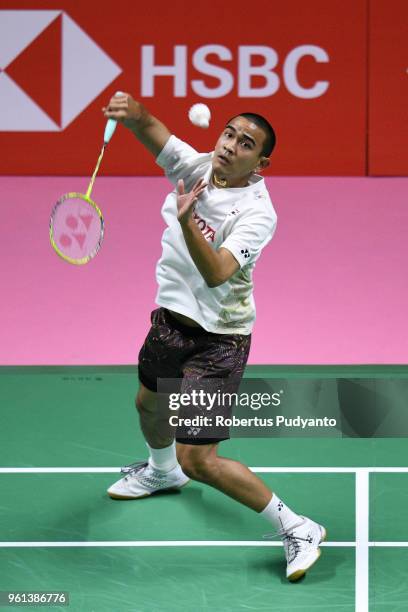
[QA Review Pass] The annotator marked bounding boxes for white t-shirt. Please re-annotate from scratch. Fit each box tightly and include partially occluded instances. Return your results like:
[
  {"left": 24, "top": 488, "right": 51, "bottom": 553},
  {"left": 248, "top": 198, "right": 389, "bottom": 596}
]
[{"left": 155, "top": 135, "right": 277, "bottom": 335}]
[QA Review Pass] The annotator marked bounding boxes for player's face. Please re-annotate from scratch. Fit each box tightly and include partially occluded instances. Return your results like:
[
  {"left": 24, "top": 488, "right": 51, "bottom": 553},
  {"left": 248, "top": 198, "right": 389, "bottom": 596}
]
[{"left": 212, "top": 116, "right": 269, "bottom": 183}]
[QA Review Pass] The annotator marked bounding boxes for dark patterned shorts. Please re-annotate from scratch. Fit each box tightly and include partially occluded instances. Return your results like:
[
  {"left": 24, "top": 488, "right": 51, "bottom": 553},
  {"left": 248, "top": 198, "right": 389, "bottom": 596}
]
[{"left": 138, "top": 307, "right": 251, "bottom": 445}]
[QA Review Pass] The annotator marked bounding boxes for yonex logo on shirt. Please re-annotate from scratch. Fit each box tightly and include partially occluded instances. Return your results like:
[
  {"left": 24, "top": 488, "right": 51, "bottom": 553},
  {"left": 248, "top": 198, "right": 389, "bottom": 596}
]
[
  {"left": 241, "top": 248, "right": 250, "bottom": 259},
  {"left": 192, "top": 210, "right": 216, "bottom": 242}
]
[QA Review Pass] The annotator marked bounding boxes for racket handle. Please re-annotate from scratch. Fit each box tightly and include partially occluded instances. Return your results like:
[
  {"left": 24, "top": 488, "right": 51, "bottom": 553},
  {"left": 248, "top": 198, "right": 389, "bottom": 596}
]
[{"left": 103, "top": 90, "right": 125, "bottom": 144}]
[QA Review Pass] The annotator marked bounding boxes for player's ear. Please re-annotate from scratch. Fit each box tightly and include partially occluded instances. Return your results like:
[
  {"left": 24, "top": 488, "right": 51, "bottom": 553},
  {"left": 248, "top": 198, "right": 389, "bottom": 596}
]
[{"left": 254, "top": 157, "right": 270, "bottom": 174}]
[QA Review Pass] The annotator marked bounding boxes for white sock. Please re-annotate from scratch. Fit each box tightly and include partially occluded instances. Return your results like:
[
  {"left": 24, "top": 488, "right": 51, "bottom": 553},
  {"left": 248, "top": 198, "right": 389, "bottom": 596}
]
[
  {"left": 146, "top": 441, "right": 178, "bottom": 473},
  {"left": 260, "top": 494, "right": 303, "bottom": 533}
]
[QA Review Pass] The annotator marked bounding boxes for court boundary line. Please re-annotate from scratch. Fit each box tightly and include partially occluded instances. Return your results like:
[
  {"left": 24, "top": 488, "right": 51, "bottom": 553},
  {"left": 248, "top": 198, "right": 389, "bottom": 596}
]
[
  {"left": 1, "top": 467, "right": 408, "bottom": 473},
  {"left": 0, "top": 541, "right": 353, "bottom": 548},
  {"left": 355, "top": 469, "right": 369, "bottom": 612},
  {"left": 0, "top": 541, "right": 405, "bottom": 548}
]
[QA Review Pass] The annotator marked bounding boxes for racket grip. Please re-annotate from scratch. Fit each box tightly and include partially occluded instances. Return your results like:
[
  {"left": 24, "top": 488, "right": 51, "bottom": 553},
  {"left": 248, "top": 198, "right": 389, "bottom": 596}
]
[{"left": 103, "top": 90, "right": 125, "bottom": 144}]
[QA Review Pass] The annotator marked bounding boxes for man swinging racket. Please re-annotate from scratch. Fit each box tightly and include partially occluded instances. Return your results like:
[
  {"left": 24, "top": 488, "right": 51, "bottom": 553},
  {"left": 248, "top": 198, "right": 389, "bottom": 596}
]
[{"left": 103, "top": 92, "right": 326, "bottom": 582}]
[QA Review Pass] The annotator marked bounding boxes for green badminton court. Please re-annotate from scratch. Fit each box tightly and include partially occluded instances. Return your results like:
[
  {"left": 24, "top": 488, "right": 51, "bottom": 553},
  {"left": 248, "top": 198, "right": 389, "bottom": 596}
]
[{"left": 1, "top": 366, "right": 408, "bottom": 611}]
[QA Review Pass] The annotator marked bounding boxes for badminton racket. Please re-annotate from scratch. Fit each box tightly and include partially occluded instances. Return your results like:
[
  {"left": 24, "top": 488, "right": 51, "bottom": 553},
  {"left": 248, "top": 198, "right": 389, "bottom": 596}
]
[{"left": 49, "top": 91, "right": 123, "bottom": 265}]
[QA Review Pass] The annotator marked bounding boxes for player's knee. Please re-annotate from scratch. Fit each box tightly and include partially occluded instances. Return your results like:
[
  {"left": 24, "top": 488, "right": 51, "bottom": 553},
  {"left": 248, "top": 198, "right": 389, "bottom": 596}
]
[
  {"left": 135, "top": 383, "right": 157, "bottom": 415},
  {"left": 179, "top": 451, "right": 216, "bottom": 482},
  {"left": 135, "top": 396, "right": 144, "bottom": 414},
  {"left": 135, "top": 394, "right": 155, "bottom": 416}
]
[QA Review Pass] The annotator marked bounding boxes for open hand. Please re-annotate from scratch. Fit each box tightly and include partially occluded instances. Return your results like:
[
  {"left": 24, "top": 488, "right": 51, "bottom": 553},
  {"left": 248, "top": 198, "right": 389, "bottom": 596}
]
[{"left": 177, "top": 178, "right": 207, "bottom": 224}]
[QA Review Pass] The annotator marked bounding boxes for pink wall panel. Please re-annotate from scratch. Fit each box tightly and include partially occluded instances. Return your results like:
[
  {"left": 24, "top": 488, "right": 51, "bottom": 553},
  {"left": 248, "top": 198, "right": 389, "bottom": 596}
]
[{"left": 0, "top": 176, "right": 407, "bottom": 365}]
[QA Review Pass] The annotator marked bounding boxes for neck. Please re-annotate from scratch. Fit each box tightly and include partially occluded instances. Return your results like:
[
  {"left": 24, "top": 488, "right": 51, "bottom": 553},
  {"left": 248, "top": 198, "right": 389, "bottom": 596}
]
[
  {"left": 212, "top": 172, "right": 251, "bottom": 189},
  {"left": 213, "top": 172, "right": 228, "bottom": 188}
]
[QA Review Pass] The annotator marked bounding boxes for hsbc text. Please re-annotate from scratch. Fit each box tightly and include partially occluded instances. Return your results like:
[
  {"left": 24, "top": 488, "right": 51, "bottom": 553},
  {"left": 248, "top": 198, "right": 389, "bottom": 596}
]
[{"left": 141, "top": 44, "right": 330, "bottom": 99}]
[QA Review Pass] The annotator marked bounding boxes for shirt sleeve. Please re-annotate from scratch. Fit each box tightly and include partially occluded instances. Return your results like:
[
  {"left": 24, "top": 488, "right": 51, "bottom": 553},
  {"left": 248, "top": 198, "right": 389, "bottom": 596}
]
[
  {"left": 156, "top": 135, "right": 204, "bottom": 185},
  {"left": 220, "top": 209, "right": 277, "bottom": 268}
]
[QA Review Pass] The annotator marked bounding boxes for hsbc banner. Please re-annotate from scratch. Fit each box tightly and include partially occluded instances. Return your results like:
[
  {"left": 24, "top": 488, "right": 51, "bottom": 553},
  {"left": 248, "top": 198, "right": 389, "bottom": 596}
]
[
  {"left": 0, "top": 1, "right": 367, "bottom": 175},
  {"left": 369, "top": 0, "right": 408, "bottom": 175}
]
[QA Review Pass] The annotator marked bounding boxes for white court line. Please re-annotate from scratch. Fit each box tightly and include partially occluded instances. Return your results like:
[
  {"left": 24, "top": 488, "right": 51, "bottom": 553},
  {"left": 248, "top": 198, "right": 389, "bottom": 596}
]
[
  {"left": 372, "top": 542, "right": 408, "bottom": 547},
  {"left": 355, "top": 469, "right": 369, "bottom": 612},
  {"left": 0, "top": 541, "right": 354, "bottom": 548},
  {"left": 0, "top": 541, "right": 403, "bottom": 548},
  {"left": 253, "top": 467, "right": 408, "bottom": 473},
  {"left": 0, "top": 468, "right": 121, "bottom": 473},
  {"left": 1, "top": 466, "right": 408, "bottom": 474}
]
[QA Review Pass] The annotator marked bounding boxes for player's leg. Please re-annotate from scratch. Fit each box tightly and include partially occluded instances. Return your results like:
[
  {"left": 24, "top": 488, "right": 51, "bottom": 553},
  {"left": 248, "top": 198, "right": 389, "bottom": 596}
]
[
  {"left": 178, "top": 441, "right": 301, "bottom": 516},
  {"left": 178, "top": 334, "right": 326, "bottom": 582},
  {"left": 135, "top": 384, "right": 195, "bottom": 467},
  {"left": 135, "top": 382, "right": 174, "bottom": 449},
  {"left": 177, "top": 441, "right": 271, "bottom": 510},
  {"left": 107, "top": 382, "right": 191, "bottom": 499},
  {"left": 107, "top": 308, "right": 190, "bottom": 499},
  {"left": 178, "top": 441, "right": 326, "bottom": 581}
]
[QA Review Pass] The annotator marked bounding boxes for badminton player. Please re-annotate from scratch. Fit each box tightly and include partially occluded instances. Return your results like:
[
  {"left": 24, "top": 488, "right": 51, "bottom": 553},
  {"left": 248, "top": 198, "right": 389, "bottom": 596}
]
[{"left": 103, "top": 93, "right": 326, "bottom": 582}]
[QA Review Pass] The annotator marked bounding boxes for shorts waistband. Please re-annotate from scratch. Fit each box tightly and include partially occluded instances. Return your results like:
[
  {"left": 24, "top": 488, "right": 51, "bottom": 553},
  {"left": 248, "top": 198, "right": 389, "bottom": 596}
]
[{"left": 163, "top": 309, "right": 214, "bottom": 337}]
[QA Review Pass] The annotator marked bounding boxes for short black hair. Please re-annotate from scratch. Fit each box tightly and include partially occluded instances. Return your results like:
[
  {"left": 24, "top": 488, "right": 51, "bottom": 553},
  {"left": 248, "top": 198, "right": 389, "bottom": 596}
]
[{"left": 228, "top": 113, "right": 276, "bottom": 157}]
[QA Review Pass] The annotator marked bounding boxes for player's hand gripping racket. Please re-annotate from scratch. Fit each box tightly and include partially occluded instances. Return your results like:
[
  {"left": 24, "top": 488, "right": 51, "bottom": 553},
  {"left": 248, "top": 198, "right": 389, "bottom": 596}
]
[{"left": 49, "top": 91, "right": 123, "bottom": 265}]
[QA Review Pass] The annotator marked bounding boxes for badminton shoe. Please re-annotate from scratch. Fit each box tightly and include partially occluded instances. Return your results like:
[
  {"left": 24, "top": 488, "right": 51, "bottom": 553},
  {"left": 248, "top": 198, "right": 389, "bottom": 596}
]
[
  {"left": 107, "top": 461, "right": 190, "bottom": 499},
  {"left": 280, "top": 516, "right": 326, "bottom": 581}
]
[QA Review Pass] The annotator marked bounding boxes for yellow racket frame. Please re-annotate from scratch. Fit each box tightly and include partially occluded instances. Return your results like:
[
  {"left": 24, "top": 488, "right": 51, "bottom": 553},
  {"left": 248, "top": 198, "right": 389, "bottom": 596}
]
[
  {"left": 50, "top": 145, "right": 106, "bottom": 265},
  {"left": 49, "top": 192, "right": 104, "bottom": 265}
]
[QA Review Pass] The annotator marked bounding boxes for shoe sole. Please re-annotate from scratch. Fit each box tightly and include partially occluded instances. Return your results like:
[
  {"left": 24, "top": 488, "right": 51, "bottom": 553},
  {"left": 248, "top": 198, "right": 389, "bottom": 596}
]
[
  {"left": 108, "top": 478, "right": 190, "bottom": 500},
  {"left": 288, "top": 525, "right": 327, "bottom": 583}
]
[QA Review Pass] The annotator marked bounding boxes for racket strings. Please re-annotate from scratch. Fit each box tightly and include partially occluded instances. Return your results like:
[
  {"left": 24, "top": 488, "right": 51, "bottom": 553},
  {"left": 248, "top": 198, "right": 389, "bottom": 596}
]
[{"left": 50, "top": 194, "right": 104, "bottom": 264}]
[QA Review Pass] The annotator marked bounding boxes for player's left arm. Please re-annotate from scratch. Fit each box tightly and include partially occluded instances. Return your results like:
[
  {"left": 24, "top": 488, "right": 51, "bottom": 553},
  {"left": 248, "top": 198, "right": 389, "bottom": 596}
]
[{"left": 177, "top": 179, "right": 239, "bottom": 288}]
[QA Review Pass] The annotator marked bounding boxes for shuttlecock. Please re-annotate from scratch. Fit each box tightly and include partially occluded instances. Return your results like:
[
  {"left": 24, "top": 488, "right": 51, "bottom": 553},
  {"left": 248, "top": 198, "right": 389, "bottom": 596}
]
[{"left": 188, "top": 103, "right": 211, "bottom": 128}]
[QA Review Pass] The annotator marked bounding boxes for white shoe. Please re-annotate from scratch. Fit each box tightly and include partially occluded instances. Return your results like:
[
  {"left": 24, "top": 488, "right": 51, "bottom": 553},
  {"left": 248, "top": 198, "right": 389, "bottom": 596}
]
[
  {"left": 107, "top": 461, "right": 190, "bottom": 500},
  {"left": 282, "top": 516, "right": 326, "bottom": 582}
]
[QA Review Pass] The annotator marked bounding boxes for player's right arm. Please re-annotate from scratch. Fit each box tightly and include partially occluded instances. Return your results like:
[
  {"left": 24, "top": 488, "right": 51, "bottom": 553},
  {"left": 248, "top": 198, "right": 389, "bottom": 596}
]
[{"left": 102, "top": 93, "right": 171, "bottom": 158}]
